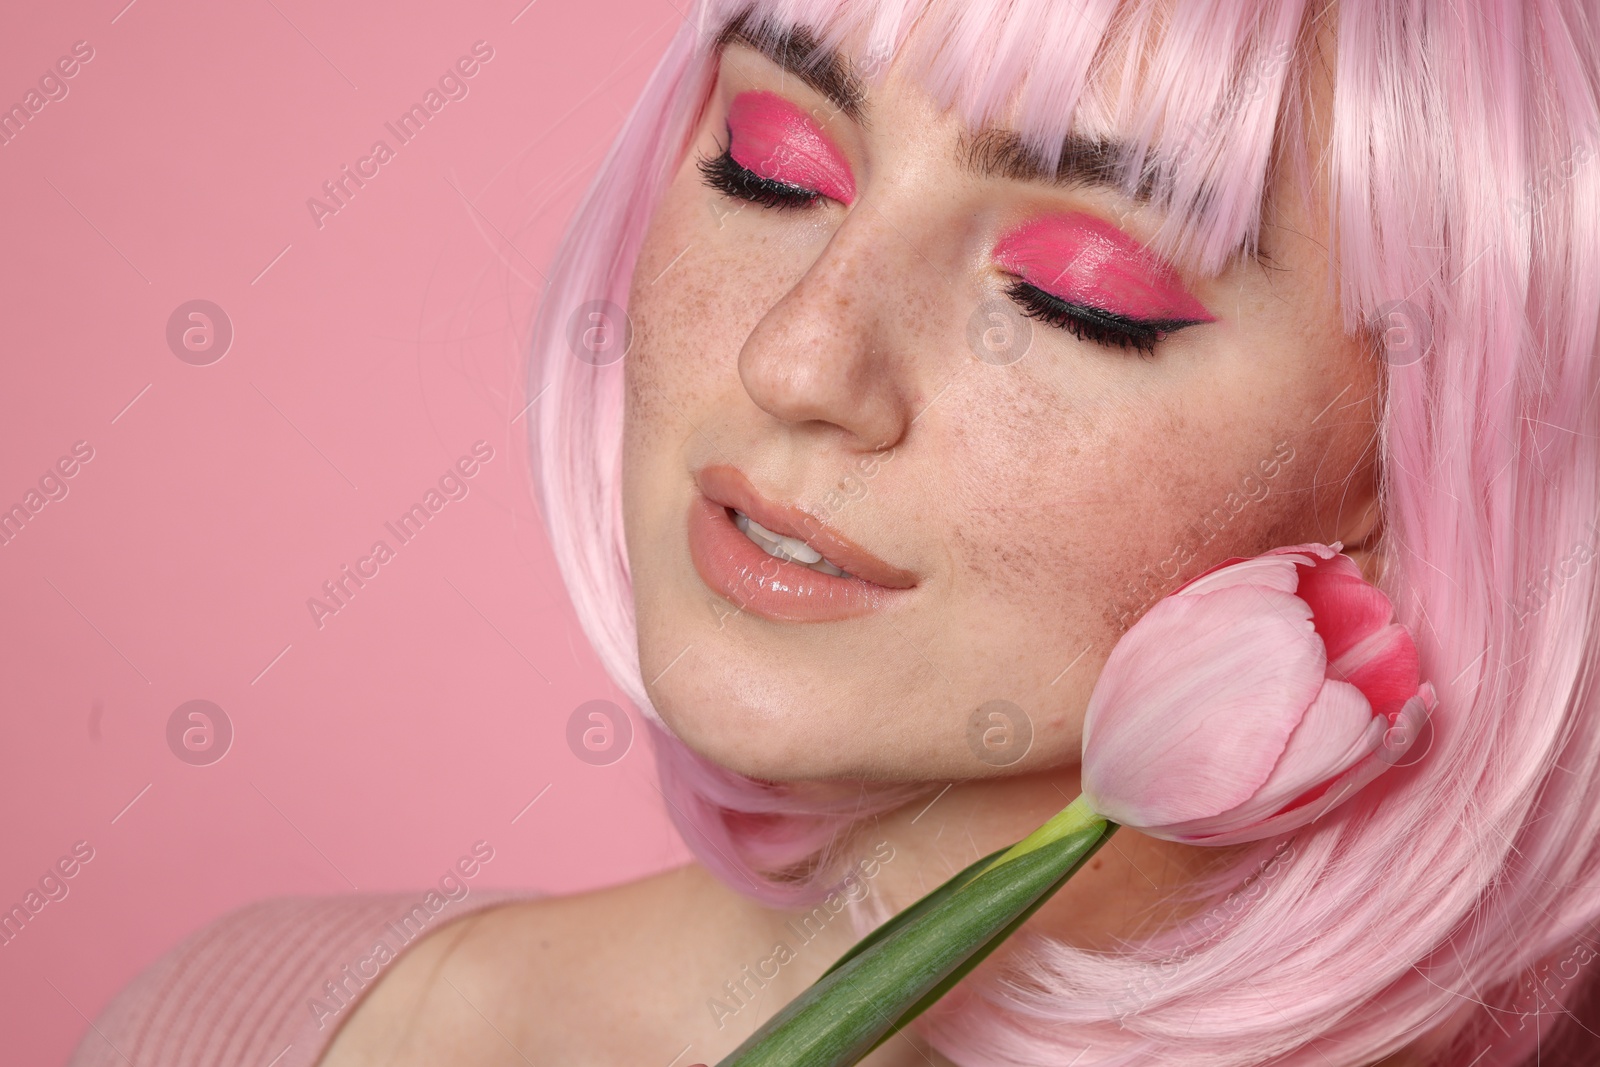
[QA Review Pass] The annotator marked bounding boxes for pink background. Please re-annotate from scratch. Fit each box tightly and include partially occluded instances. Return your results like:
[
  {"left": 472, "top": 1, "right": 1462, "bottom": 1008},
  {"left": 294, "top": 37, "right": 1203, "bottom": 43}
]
[{"left": 0, "top": 2, "right": 689, "bottom": 1062}]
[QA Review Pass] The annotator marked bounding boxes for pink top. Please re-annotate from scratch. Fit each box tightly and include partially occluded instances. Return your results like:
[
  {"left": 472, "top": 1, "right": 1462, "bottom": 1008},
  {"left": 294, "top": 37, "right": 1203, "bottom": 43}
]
[{"left": 66, "top": 888, "right": 541, "bottom": 1067}]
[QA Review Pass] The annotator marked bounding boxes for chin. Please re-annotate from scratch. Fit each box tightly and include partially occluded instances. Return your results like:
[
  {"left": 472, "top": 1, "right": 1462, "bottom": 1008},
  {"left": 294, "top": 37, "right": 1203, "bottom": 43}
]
[
  {"left": 645, "top": 663, "right": 874, "bottom": 780},
  {"left": 645, "top": 663, "right": 1066, "bottom": 784}
]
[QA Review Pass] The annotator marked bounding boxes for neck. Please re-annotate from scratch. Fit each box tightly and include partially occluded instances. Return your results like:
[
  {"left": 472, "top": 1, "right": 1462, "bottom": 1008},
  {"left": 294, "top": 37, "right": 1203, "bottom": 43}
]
[{"left": 754, "top": 766, "right": 1207, "bottom": 1015}]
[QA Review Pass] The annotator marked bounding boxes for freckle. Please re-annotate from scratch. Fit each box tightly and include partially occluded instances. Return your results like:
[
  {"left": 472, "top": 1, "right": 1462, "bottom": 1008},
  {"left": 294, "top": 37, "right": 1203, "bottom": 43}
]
[{"left": 1090, "top": 857, "right": 1103, "bottom": 871}]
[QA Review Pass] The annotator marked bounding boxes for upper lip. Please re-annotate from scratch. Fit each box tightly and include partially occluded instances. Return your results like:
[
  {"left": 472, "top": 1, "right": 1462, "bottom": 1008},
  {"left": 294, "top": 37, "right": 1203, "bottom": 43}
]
[{"left": 693, "top": 463, "right": 918, "bottom": 589}]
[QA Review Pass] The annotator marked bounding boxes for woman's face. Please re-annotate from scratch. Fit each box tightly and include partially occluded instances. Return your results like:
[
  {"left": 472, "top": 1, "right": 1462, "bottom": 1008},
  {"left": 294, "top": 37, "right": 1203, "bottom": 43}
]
[{"left": 619, "top": 25, "right": 1380, "bottom": 781}]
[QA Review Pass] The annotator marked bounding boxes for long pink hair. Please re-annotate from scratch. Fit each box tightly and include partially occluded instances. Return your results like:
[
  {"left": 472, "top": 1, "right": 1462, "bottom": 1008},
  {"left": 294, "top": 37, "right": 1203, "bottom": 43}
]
[{"left": 525, "top": 1, "right": 1600, "bottom": 1063}]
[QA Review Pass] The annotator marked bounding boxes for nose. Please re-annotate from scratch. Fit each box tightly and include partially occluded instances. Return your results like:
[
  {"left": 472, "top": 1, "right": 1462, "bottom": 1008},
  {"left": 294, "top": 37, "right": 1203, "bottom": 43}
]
[{"left": 735, "top": 200, "right": 935, "bottom": 454}]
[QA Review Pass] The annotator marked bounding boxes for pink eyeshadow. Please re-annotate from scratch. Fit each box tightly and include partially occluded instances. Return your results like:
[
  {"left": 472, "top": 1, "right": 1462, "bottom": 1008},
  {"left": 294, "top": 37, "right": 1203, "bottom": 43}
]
[
  {"left": 992, "top": 213, "right": 1214, "bottom": 322},
  {"left": 725, "top": 90, "right": 856, "bottom": 205}
]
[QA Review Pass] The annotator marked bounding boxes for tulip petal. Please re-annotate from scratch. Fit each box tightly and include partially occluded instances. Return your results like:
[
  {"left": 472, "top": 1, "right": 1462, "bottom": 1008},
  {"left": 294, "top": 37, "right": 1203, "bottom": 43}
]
[
  {"left": 1333, "top": 622, "right": 1421, "bottom": 720},
  {"left": 1175, "top": 555, "right": 1303, "bottom": 598},
  {"left": 1170, "top": 545, "right": 1338, "bottom": 598},
  {"left": 1082, "top": 584, "right": 1326, "bottom": 828},
  {"left": 1295, "top": 560, "right": 1395, "bottom": 664},
  {"left": 1151, "top": 679, "right": 1381, "bottom": 840},
  {"left": 1162, "top": 689, "right": 1433, "bottom": 847},
  {"left": 1253, "top": 679, "right": 1382, "bottom": 801},
  {"left": 1271, "top": 542, "right": 1343, "bottom": 561}
]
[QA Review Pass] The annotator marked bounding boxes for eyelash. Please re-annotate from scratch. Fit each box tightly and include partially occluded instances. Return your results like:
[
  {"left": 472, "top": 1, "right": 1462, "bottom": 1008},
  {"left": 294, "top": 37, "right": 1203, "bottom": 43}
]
[
  {"left": 696, "top": 140, "right": 1202, "bottom": 355},
  {"left": 696, "top": 141, "right": 821, "bottom": 211},
  {"left": 1002, "top": 279, "right": 1203, "bottom": 357}
]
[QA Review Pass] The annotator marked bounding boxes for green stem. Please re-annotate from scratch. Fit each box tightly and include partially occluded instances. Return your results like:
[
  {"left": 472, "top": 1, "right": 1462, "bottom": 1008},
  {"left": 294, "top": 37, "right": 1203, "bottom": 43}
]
[
  {"left": 817, "top": 844, "right": 1012, "bottom": 981},
  {"left": 863, "top": 819, "right": 1118, "bottom": 1057},
  {"left": 714, "top": 794, "right": 1114, "bottom": 1067}
]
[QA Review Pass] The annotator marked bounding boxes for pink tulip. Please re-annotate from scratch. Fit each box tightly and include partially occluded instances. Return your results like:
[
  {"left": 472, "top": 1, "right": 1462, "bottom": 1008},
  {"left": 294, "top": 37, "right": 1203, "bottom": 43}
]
[{"left": 1081, "top": 543, "right": 1435, "bottom": 846}]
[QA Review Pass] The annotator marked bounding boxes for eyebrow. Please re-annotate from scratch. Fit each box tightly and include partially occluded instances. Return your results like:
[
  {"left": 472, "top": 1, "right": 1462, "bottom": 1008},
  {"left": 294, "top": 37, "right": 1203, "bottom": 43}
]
[
  {"left": 959, "top": 127, "right": 1162, "bottom": 205},
  {"left": 714, "top": 15, "right": 869, "bottom": 126},
  {"left": 712, "top": 14, "right": 1152, "bottom": 202},
  {"left": 967, "top": 131, "right": 1246, "bottom": 262},
  {"left": 712, "top": 13, "right": 1253, "bottom": 261}
]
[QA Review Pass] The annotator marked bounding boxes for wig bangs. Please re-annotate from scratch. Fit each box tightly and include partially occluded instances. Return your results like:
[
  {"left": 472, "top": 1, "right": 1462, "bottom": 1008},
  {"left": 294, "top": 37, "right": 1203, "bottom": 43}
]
[{"left": 694, "top": 0, "right": 1318, "bottom": 273}]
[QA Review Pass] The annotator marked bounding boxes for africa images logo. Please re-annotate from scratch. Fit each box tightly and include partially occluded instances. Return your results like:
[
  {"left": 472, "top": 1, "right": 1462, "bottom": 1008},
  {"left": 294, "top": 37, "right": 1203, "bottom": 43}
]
[
  {"left": 305, "top": 441, "right": 494, "bottom": 629},
  {"left": 306, "top": 841, "right": 496, "bottom": 1030},
  {"left": 306, "top": 41, "right": 495, "bottom": 229}
]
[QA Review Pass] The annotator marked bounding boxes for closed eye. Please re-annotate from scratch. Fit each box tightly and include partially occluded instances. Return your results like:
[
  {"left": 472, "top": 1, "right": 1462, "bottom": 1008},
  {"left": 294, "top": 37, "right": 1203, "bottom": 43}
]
[
  {"left": 1003, "top": 279, "right": 1211, "bottom": 358},
  {"left": 696, "top": 127, "right": 824, "bottom": 210}
]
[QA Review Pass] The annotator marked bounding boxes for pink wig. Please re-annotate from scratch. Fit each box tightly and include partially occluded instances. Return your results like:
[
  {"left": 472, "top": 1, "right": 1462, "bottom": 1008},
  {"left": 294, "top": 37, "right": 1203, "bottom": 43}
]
[{"left": 526, "top": 1, "right": 1600, "bottom": 1063}]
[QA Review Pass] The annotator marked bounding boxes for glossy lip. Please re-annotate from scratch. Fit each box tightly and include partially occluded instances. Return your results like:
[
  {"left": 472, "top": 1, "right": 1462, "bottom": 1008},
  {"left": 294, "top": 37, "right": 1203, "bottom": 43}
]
[
  {"left": 726, "top": 89, "right": 856, "bottom": 205},
  {"left": 992, "top": 212, "right": 1215, "bottom": 323},
  {"left": 688, "top": 464, "right": 917, "bottom": 623}
]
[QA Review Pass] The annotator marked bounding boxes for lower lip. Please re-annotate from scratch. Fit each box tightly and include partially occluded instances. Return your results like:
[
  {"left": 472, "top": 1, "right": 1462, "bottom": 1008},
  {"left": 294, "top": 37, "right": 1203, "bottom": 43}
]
[{"left": 686, "top": 493, "right": 910, "bottom": 622}]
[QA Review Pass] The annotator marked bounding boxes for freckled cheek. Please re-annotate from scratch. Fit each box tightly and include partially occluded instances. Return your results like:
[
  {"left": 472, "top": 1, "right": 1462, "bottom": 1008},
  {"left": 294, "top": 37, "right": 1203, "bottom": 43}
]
[
  {"left": 628, "top": 141, "right": 830, "bottom": 407},
  {"left": 937, "top": 409, "right": 1167, "bottom": 617},
  {"left": 937, "top": 394, "right": 1287, "bottom": 647},
  {"left": 625, "top": 214, "right": 754, "bottom": 420}
]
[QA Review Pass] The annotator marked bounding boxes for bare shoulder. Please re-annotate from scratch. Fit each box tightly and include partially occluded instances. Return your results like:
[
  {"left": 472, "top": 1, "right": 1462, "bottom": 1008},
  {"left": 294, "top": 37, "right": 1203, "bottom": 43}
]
[
  {"left": 317, "top": 862, "right": 956, "bottom": 1066},
  {"left": 316, "top": 863, "right": 792, "bottom": 1066}
]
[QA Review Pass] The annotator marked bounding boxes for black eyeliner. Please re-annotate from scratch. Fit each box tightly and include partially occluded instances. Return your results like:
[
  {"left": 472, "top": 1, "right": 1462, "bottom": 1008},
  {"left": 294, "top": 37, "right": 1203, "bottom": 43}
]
[
  {"left": 695, "top": 121, "right": 820, "bottom": 210},
  {"left": 1003, "top": 279, "right": 1208, "bottom": 356}
]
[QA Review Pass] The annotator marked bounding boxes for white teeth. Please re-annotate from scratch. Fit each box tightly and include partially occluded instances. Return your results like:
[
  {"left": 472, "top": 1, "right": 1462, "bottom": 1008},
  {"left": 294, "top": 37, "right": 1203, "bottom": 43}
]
[
  {"left": 737, "top": 511, "right": 822, "bottom": 562},
  {"left": 732, "top": 509, "right": 852, "bottom": 578}
]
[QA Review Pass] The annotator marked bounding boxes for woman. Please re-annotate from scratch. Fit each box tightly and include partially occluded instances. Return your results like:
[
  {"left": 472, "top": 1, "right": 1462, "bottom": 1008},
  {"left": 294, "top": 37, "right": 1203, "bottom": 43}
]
[{"left": 70, "top": 1, "right": 1600, "bottom": 1065}]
